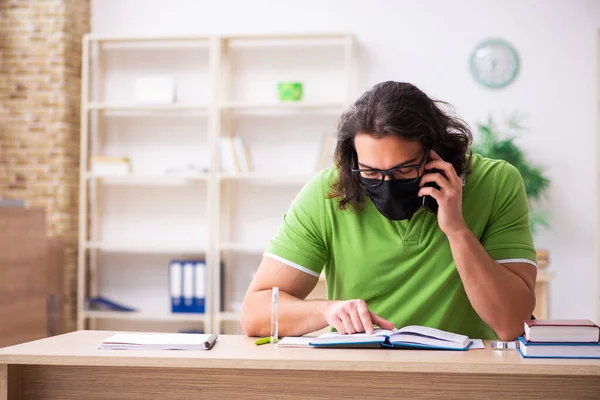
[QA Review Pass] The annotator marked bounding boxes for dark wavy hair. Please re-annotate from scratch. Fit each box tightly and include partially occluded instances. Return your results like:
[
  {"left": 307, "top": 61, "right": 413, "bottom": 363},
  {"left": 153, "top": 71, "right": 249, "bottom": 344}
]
[{"left": 328, "top": 81, "right": 472, "bottom": 210}]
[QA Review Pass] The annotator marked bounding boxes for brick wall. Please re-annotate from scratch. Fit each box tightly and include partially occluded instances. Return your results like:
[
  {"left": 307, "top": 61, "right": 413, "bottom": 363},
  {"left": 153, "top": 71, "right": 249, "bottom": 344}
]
[{"left": 0, "top": 0, "right": 90, "bottom": 332}]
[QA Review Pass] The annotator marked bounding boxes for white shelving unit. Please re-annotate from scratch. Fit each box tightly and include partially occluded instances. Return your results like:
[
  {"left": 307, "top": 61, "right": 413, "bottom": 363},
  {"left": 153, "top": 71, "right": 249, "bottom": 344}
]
[{"left": 78, "top": 33, "right": 357, "bottom": 334}]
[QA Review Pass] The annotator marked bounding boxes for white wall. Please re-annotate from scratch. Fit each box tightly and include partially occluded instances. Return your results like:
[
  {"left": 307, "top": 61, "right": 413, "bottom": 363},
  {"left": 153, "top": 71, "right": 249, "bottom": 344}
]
[{"left": 92, "top": 0, "right": 600, "bottom": 321}]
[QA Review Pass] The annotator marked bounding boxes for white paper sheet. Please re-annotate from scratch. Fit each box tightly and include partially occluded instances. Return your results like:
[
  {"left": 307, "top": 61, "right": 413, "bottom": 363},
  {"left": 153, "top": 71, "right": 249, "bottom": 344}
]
[
  {"left": 277, "top": 336, "right": 314, "bottom": 348},
  {"left": 470, "top": 339, "right": 486, "bottom": 349}
]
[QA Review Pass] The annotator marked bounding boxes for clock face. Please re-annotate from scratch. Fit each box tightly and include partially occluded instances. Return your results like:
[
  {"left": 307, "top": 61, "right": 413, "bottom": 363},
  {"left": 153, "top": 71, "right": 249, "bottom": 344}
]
[{"left": 470, "top": 39, "right": 519, "bottom": 88}]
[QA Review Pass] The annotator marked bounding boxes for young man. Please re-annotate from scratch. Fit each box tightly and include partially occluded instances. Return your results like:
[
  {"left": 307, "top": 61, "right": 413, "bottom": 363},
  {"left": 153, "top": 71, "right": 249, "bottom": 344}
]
[{"left": 240, "top": 81, "right": 537, "bottom": 340}]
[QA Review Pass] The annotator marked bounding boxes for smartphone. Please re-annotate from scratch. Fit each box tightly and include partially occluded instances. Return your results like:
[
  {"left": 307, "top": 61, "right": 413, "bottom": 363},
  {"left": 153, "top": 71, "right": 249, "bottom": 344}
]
[
  {"left": 422, "top": 148, "right": 447, "bottom": 214},
  {"left": 422, "top": 169, "right": 442, "bottom": 214}
]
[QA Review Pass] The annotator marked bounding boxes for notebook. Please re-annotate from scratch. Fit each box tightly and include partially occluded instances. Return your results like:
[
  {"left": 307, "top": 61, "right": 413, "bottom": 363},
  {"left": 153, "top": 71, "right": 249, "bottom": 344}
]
[
  {"left": 98, "top": 333, "right": 217, "bottom": 351},
  {"left": 524, "top": 319, "right": 600, "bottom": 343},
  {"left": 309, "top": 325, "right": 472, "bottom": 350},
  {"left": 517, "top": 336, "right": 600, "bottom": 359}
]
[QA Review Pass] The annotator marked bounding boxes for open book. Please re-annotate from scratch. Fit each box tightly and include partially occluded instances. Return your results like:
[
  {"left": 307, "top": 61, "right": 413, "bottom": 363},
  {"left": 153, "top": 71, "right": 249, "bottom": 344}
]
[{"left": 309, "top": 325, "right": 472, "bottom": 350}]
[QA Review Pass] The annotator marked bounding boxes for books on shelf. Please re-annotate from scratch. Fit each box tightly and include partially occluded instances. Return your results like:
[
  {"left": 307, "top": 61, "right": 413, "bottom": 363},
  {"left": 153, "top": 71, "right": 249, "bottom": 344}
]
[
  {"left": 518, "top": 319, "right": 600, "bottom": 359},
  {"left": 98, "top": 333, "right": 217, "bottom": 351},
  {"left": 220, "top": 136, "right": 252, "bottom": 174},
  {"left": 524, "top": 319, "right": 600, "bottom": 343},
  {"left": 169, "top": 259, "right": 206, "bottom": 314},
  {"left": 85, "top": 296, "right": 137, "bottom": 312},
  {"left": 309, "top": 325, "right": 472, "bottom": 350}
]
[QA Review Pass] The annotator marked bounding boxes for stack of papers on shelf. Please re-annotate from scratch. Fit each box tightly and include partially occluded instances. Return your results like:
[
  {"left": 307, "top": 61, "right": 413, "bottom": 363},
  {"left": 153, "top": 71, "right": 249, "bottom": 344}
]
[
  {"left": 98, "top": 333, "right": 217, "bottom": 351},
  {"left": 309, "top": 325, "right": 473, "bottom": 350}
]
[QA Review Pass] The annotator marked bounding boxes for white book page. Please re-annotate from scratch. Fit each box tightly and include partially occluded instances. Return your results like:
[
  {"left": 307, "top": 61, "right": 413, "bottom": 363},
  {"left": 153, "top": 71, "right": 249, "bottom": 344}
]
[
  {"left": 277, "top": 337, "right": 314, "bottom": 347},
  {"left": 393, "top": 326, "right": 469, "bottom": 344},
  {"left": 312, "top": 329, "right": 393, "bottom": 343}
]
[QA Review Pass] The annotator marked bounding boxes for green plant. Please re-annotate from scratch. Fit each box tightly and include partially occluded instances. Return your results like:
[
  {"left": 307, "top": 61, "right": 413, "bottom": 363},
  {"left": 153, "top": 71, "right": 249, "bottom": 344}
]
[{"left": 471, "top": 113, "right": 551, "bottom": 234}]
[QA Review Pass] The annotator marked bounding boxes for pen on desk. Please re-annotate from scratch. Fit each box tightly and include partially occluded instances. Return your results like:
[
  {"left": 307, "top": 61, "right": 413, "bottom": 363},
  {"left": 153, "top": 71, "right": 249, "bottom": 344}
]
[
  {"left": 270, "top": 286, "right": 279, "bottom": 344},
  {"left": 204, "top": 333, "right": 218, "bottom": 350}
]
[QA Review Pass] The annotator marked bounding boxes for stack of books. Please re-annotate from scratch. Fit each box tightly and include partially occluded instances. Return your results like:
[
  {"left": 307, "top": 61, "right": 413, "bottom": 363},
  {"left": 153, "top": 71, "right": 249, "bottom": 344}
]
[{"left": 518, "top": 319, "right": 600, "bottom": 359}]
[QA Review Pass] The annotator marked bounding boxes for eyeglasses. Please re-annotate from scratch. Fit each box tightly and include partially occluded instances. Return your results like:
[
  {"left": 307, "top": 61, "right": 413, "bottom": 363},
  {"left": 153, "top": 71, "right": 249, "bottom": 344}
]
[{"left": 351, "top": 150, "right": 428, "bottom": 187}]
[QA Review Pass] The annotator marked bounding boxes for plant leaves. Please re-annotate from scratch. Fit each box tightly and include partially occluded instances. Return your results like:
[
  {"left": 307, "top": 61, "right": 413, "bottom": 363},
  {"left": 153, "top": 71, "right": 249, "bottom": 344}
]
[{"left": 473, "top": 113, "right": 551, "bottom": 234}]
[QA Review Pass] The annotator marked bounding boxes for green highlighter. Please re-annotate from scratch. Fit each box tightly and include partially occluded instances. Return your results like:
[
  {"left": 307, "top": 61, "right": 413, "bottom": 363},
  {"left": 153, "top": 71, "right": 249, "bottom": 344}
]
[{"left": 254, "top": 337, "right": 271, "bottom": 346}]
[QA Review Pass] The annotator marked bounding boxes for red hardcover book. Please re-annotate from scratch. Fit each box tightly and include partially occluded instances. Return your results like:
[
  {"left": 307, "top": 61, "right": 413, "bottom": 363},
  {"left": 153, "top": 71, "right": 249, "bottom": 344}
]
[{"left": 524, "top": 320, "right": 600, "bottom": 343}]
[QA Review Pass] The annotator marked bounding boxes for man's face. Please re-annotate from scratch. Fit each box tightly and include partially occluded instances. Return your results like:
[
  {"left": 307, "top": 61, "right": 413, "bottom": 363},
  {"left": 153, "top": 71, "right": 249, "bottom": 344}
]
[{"left": 353, "top": 133, "right": 427, "bottom": 182}]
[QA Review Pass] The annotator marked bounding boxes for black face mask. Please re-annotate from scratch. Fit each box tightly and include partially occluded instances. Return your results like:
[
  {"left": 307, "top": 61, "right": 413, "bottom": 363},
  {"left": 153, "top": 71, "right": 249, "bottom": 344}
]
[{"left": 360, "top": 177, "right": 422, "bottom": 221}]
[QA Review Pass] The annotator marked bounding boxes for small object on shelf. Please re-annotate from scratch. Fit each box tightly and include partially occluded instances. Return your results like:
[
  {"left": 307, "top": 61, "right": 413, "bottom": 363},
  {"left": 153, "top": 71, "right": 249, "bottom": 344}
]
[
  {"left": 220, "top": 136, "right": 252, "bottom": 174},
  {"left": 90, "top": 156, "right": 130, "bottom": 176},
  {"left": 86, "top": 296, "right": 137, "bottom": 312},
  {"left": 169, "top": 259, "right": 206, "bottom": 314},
  {"left": 536, "top": 249, "right": 549, "bottom": 269},
  {"left": 219, "top": 137, "right": 241, "bottom": 173},
  {"left": 134, "top": 75, "right": 176, "bottom": 105},
  {"left": 277, "top": 81, "right": 303, "bottom": 102},
  {"left": 179, "top": 329, "right": 204, "bottom": 334},
  {"left": 232, "top": 136, "right": 253, "bottom": 173}
]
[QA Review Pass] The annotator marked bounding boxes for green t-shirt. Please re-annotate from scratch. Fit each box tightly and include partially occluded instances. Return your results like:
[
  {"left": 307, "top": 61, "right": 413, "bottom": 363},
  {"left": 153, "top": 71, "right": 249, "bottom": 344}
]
[{"left": 265, "top": 154, "right": 537, "bottom": 339}]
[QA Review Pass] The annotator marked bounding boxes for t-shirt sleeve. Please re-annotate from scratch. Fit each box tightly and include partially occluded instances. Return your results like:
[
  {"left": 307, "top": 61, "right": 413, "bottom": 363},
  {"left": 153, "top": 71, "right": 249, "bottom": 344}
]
[
  {"left": 480, "top": 162, "right": 538, "bottom": 267},
  {"left": 264, "top": 173, "right": 328, "bottom": 276}
]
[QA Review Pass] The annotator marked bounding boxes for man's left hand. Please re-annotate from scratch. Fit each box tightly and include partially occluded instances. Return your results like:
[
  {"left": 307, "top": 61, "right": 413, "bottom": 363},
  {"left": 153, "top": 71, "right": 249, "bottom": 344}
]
[{"left": 418, "top": 149, "right": 469, "bottom": 237}]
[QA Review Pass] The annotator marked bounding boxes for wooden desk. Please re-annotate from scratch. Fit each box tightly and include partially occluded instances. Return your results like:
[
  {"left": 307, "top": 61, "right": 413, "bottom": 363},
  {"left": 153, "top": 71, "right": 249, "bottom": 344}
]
[{"left": 1, "top": 331, "right": 600, "bottom": 399}]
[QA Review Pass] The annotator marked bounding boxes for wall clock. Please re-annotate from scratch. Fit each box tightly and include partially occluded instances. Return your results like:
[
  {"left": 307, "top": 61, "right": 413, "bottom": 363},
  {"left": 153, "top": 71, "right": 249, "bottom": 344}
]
[{"left": 470, "top": 38, "right": 519, "bottom": 89}]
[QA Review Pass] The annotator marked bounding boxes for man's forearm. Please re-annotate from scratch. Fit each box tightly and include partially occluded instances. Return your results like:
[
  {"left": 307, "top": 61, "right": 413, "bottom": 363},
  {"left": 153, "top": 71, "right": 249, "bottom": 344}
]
[
  {"left": 447, "top": 230, "right": 536, "bottom": 340},
  {"left": 240, "top": 289, "right": 332, "bottom": 337}
]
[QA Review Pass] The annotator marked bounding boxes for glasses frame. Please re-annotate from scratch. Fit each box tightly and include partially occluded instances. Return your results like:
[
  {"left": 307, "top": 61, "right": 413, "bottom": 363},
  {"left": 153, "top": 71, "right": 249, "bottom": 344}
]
[{"left": 351, "top": 150, "right": 429, "bottom": 187}]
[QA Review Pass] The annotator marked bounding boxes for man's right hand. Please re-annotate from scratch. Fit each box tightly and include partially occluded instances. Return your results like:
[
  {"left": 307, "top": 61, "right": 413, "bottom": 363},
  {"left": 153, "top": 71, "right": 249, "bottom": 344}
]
[{"left": 323, "top": 299, "right": 395, "bottom": 335}]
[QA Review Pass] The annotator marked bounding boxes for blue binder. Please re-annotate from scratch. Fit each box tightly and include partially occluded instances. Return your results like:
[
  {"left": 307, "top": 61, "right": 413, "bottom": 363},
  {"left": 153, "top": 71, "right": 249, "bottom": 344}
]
[
  {"left": 169, "top": 261, "right": 184, "bottom": 313},
  {"left": 169, "top": 259, "right": 206, "bottom": 314},
  {"left": 193, "top": 260, "right": 206, "bottom": 314}
]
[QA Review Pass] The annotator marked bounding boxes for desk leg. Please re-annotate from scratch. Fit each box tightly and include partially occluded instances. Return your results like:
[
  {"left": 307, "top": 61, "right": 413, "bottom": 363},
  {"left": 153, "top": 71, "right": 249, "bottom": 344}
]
[{"left": 0, "top": 364, "right": 22, "bottom": 400}]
